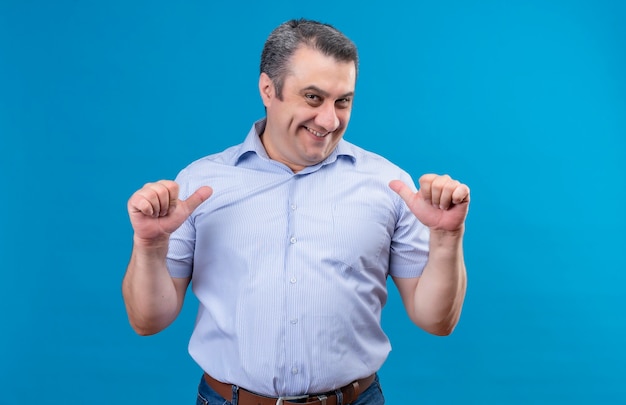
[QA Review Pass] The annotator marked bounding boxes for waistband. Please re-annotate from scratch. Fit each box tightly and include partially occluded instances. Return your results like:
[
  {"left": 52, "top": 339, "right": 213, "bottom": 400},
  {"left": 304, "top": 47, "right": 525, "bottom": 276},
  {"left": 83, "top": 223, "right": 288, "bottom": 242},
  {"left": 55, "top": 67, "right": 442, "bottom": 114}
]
[{"left": 203, "top": 372, "right": 376, "bottom": 405}]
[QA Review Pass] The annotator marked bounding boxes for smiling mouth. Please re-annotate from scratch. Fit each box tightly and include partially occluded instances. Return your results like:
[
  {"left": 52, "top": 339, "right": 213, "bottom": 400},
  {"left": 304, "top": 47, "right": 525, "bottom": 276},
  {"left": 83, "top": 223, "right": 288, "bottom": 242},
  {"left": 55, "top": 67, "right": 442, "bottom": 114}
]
[{"left": 304, "top": 126, "right": 330, "bottom": 138}]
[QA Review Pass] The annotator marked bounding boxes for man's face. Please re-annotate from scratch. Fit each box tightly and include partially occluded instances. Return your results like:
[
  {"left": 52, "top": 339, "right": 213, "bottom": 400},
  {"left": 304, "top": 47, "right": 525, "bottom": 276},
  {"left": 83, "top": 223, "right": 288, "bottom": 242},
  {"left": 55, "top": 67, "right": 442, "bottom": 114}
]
[{"left": 259, "top": 46, "right": 356, "bottom": 173}]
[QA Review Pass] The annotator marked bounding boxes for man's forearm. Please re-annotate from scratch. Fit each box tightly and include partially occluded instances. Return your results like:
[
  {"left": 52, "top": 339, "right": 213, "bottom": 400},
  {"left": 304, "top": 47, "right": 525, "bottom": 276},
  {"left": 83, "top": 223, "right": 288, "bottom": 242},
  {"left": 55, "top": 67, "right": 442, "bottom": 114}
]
[
  {"left": 122, "top": 239, "right": 183, "bottom": 335},
  {"left": 413, "top": 229, "right": 467, "bottom": 335}
]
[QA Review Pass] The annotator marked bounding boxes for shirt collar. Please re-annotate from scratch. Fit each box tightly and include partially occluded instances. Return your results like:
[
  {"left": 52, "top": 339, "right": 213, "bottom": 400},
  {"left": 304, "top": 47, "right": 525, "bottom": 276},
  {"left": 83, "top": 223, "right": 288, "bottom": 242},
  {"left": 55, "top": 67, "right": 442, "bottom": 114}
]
[{"left": 235, "top": 118, "right": 357, "bottom": 168}]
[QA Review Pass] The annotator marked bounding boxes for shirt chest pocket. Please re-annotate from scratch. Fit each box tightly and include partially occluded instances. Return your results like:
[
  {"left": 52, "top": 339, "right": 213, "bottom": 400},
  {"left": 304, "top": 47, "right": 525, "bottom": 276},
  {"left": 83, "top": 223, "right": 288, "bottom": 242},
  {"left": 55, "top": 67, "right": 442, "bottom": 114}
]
[{"left": 329, "top": 203, "right": 393, "bottom": 272}]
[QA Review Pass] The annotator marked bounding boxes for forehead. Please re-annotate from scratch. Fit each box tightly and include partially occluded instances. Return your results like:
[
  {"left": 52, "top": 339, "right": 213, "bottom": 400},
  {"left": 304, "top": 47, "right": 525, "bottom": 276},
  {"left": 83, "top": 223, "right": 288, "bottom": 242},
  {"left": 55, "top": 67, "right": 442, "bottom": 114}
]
[{"left": 285, "top": 46, "right": 356, "bottom": 93}]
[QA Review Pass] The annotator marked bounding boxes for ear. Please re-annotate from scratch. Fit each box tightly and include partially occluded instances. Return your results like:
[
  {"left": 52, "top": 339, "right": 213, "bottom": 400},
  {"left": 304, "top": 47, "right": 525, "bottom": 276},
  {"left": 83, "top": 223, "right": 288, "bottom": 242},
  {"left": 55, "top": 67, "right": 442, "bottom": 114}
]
[{"left": 259, "top": 72, "right": 274, "bottom": 107}]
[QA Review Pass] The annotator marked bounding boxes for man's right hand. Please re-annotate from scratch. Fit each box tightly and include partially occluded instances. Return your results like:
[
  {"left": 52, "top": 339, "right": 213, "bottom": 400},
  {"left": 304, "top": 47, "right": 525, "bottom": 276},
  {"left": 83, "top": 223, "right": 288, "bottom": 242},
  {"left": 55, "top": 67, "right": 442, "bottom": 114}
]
[{"left": 127, "top": 180, "right": 213, "bottom": 245}]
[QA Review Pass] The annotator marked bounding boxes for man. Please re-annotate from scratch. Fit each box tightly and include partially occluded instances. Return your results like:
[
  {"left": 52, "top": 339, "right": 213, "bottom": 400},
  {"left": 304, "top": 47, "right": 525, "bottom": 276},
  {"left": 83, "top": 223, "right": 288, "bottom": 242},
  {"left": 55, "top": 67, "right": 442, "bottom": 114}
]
[{"left": 123, "top": 18, "right": 469, "bottom": 405}]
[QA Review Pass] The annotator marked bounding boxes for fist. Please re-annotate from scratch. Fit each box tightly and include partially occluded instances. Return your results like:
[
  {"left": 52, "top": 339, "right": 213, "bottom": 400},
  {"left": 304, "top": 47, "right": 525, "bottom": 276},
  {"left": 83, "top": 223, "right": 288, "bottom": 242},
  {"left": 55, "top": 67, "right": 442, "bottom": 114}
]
[
  {"left": 127, "top": 180, "right": 213, "bottom": 242},
  {"left": 390, "top": 174, "right": 470, "bottom": 232}
]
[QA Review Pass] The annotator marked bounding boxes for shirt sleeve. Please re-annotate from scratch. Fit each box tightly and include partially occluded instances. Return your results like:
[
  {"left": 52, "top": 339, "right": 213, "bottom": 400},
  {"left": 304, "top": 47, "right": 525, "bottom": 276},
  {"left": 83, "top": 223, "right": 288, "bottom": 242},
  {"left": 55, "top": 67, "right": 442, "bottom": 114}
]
[
  {"left": 166, "top": 168, "right": 196, "bottom": 278},
  {"left": 387, "top": 172, "right": 430, "bottom": 278}
]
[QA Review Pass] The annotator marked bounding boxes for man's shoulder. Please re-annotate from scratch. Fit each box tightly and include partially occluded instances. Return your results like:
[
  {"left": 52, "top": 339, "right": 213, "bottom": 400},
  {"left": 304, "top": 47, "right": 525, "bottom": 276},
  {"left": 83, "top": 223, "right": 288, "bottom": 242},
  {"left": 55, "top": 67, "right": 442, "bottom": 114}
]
[
  {"left": 183, "top": 142, "right": 247, "bottom": 171},
  {"left": 339, "top": 139, "right": 405, "bottom": 172},
  {"left": 184, "top": 120, "right": 264, "bottom": 172}
]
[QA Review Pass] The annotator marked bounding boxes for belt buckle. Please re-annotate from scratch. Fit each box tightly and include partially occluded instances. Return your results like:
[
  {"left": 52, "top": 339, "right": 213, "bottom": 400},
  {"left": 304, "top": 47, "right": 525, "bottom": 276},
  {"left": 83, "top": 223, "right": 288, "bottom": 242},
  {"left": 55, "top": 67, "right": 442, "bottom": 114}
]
[{"left": 276, "top": 394, "right": 310, "bottom": 405}]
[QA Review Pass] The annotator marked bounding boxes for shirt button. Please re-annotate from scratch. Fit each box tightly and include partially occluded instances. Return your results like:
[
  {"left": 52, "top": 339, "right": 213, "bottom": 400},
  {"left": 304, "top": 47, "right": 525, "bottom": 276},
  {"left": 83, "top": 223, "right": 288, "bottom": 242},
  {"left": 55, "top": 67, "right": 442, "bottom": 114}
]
[
  {"left": 291, "top": 204, "right": 297, "bottom": 210},
  {"left": 290, "top": 277, "right": 297, "bottom": 284},
  {"left": 291, "top": 367, "right": 298, "bottom": 374},
  {"left": 290, "top": 318, "right": 298, "bottom": 324},
  {"left": 290, "top": 237, "right": 297, "bottom": 244}
]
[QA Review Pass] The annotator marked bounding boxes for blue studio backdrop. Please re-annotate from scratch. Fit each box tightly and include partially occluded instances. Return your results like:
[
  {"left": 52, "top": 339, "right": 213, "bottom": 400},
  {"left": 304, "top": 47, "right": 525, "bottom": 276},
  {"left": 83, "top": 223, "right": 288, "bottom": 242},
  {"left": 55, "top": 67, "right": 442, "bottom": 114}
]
[{"left": 1, "top": 1, "right": 625, "bottom": 404}]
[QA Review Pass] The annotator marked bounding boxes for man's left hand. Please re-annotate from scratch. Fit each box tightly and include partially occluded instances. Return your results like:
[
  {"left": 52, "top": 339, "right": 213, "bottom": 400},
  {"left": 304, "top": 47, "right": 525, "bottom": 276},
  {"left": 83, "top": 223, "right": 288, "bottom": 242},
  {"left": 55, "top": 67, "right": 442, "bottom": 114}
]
[{"left": 390, "top": 174, "right": 470, "bottom": 233}]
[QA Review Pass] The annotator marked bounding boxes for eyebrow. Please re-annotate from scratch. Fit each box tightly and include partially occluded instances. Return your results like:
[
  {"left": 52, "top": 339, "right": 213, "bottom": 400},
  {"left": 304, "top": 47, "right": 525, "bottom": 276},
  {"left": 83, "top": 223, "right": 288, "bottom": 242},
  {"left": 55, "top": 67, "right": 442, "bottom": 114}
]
[{"left": 301, "top": 85, "right": 354, "bottom": 99}]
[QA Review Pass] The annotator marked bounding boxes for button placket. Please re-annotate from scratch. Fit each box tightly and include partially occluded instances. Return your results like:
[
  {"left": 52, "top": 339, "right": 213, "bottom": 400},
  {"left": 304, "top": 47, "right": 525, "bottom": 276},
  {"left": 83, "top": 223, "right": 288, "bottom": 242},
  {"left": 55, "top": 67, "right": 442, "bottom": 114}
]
[{"left": 284, "top": 178, "right": 307, "bottom": 389}]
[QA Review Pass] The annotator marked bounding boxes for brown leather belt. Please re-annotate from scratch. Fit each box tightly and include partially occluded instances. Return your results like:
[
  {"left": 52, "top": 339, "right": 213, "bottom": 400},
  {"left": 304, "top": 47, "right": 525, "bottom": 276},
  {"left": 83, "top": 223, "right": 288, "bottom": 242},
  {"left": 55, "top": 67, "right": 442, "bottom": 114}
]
[{"left": 203, "top": 372, "right": 375, "bottom": 405}]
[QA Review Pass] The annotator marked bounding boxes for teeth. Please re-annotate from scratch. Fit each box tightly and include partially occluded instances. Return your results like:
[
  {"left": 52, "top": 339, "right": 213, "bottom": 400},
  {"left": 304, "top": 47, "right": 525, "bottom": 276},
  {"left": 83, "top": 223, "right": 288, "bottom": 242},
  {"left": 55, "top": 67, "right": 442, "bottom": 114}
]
[{"left": 305, "top": 127, "right": 327, "bottom": 137}]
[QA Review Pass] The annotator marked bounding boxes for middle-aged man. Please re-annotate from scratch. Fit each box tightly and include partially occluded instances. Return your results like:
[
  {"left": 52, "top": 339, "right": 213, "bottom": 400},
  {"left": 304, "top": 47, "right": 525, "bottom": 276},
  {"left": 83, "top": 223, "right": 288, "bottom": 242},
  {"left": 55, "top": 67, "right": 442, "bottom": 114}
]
[{"left": 123, "top": 18, "right": 470, "bottom": 405}]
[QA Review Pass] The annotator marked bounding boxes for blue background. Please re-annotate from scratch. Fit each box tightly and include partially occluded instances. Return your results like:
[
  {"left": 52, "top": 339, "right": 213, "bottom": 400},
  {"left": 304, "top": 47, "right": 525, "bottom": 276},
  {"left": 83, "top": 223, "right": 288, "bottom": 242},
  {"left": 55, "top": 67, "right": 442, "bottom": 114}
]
[{"left": 1, "top": 1, "right": 625, "bottom": 404}]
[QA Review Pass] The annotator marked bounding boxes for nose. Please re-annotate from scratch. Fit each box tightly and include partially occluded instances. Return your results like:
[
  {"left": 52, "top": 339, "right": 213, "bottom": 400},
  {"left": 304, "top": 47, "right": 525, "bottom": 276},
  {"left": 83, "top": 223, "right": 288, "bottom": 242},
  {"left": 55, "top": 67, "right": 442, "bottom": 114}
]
[{"left": 315, "top": 102, "right": 340, "bottom": 133}]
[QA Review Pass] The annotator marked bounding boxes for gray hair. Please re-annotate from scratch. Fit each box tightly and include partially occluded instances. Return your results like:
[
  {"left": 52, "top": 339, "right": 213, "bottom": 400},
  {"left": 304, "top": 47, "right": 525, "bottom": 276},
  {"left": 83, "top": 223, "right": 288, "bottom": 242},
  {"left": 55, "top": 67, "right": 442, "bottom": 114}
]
[{"left": 260, "top": 18, "right": 359, "bottom": 100}]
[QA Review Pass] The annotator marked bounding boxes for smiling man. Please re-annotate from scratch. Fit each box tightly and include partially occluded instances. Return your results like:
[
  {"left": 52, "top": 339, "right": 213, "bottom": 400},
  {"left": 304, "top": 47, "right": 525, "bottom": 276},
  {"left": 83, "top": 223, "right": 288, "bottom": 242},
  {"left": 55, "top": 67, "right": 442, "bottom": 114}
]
[
  {"left": 259, "top": 45, "right": 355, "bottom": 172},
  {"left": 123, "top": 18, "right": 470, "bottom": 405}
]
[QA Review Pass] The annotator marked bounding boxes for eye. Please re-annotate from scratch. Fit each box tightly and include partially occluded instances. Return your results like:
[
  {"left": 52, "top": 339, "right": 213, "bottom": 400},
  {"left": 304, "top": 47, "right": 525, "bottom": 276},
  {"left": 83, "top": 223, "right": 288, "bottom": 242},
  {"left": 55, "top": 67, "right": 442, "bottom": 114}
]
[
  {"left": 335, "top": 98, "right": 352, "bottom": 109},
  {"left": 304, "top": 93, "right": 322, "bottom": 106}
]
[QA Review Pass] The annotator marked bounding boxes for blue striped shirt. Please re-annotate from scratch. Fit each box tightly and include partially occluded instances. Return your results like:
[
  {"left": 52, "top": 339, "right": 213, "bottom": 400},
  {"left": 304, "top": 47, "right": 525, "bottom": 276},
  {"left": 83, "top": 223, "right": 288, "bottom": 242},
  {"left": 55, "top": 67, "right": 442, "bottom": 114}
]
[{"left": 167, "top": 119, "right": 430, "bottom": 396}]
